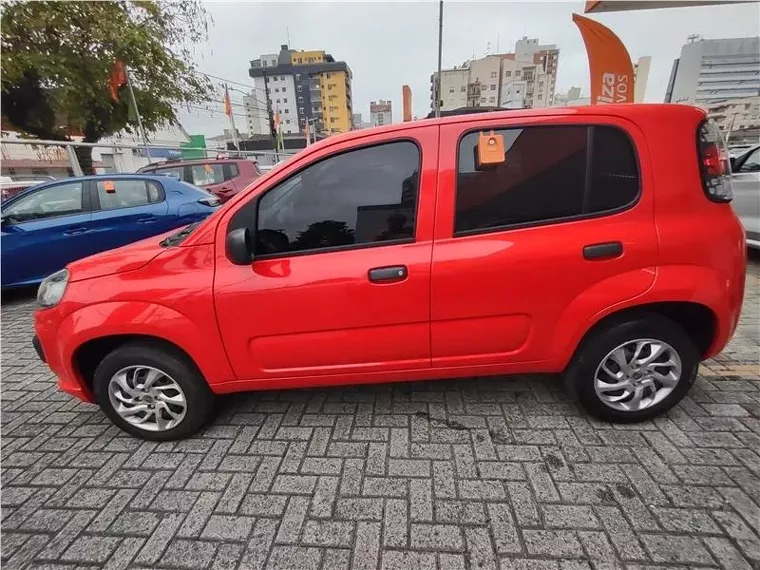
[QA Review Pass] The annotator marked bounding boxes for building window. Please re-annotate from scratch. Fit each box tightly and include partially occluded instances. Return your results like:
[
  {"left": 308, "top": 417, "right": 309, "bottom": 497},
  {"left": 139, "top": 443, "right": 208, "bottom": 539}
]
[
  {"left": 276, "top": 99, "right": 281, "bottom": 103},
  {"left": 328, "top": 84, "right": 334, "bottom": 90},
  {"left": 298, "top": 96, "right": 304, "bottom": 103},
  {"left": 454, "top": 125, "right": 639, "bottom": 234},
  {"left": 449, "top": 88, "right": 455, "bottom": 93},
  {"left": 286, "top": 119, "right": 291, "bottom": 124},
  {"left": 299, "top": 107, "right": 304, "bottom": 114},
  {"left": 284, "top": 109, "right": 289, "bottom": 114},
  {"left": 537, "top": 94, "right": 542, "bottom": 100},
  {"left": 297, "top": 85, "right": 302, "bottom": 93},
  {"left": 308, "top": 57, "right": 314, "bottom": 63},
  {"left": 516, "top": 70, "right": 521, "bottom": 77},
  {"left": 281, "top": 87, "right": 286, "bottom": 93},
  {"left": 480, "top": 97, "right": 487, "bottom": 103},
  {"left": 271, "top": 60, "right": 276, "bottom": 66},
  {"left": 296, "top": 74, "right": 301, "bottom": 80},
  {"left": 330, "top": 117, "right": 336, "bottom": 123},
  {"left": 489, "top": 97, "right": 495, "bottom": 103},
  {"left": 490, "top": 84, "right": 496, "bottom": 90},
  {"left": 461, "top": 86, "right": 466, "bottom": 92},
  {"left": 491, "top": 71, "right": 497, "bottom": 78},
  {"left": 275, "top": 88, "right": 279, "bottom": 93},
  {"left": 283, "top": 98, "right": 287, "bottom": 103}
]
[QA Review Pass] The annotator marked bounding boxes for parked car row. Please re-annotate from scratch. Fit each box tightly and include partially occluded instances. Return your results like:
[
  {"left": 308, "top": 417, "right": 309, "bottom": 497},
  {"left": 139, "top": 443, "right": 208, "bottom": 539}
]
[
  {"left": 730, "top": 144, "right": 760, "bottom": 249},
  {"left": 30, "top": 104, "right": 747, "bottom": 440},
  {"left": 1, "top": 157, "right": 263, "bottom": 288}
]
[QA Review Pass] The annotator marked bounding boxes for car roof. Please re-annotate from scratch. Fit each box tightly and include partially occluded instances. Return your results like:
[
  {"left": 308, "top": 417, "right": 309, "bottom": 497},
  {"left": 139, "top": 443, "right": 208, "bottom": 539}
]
[{"left": 141, "top": 157, "right": 253, "bottom": 168}]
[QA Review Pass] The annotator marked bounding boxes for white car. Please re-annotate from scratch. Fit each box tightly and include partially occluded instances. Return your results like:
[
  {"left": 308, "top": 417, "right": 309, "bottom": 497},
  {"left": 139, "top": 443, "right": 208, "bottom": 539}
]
[{"left": 731, "top": 144, "right": 760, "bottom": 249}]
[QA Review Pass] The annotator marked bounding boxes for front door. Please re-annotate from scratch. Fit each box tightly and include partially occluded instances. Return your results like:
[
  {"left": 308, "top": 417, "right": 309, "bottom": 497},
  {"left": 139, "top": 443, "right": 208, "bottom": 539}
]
[
  {"left": 1, "top": 180, "right": 92, "bottom": 287},
  {"left": 430, "top": 117, "right": 657, "bottom": 369},
  {"left": 213, "top": 128, "right": 438, "bottom": 381}
]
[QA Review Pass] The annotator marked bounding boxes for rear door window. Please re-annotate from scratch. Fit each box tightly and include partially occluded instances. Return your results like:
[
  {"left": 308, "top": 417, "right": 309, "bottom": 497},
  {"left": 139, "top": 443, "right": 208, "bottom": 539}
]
[
  {"left": 3, "top": 182, "right": 84, "bottom": 222},
  {"left": 191, "top": 164, "right": 224, "bottom": 186},
  {"left": 153, "top": 166, "right": 186, "bottom": 181},
  {"left": 455, "top": 125, "right": 639, "bottom": 234},
  {"left": 223, "top": 163, "right": 240, "bottom": 180},
  {"left": 95, "top": 180, "right": 164, "bottom": 210}
]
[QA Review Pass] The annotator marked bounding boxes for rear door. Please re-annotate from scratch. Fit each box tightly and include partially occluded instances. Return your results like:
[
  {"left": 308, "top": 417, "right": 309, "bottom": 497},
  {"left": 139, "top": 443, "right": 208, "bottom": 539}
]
[
  {"left": 732, "top": 147, "right": 760, "bottom": 244},
  {"left": 1, "top": 180, "right": 93, "bottom": 286},
  {"left": 84, "top": 178, "right": 169, "bottom": 254},
  {"left": 430, "top": 116, "right": 657, "bottom": 369},
  {"left": 189, "top": 162, "right": 237, "bottom": 201}
]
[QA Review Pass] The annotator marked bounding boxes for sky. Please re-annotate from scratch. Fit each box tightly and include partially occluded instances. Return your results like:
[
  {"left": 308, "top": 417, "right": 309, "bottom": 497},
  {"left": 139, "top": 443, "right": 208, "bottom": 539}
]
[{"left": 177, "top": 0, "right": 760, "bottom": 137}]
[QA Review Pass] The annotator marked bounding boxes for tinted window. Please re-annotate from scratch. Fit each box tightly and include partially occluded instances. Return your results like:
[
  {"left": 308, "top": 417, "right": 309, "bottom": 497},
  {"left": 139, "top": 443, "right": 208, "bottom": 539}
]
[
  {"left": 3, "top": 182, "right": 83, "bottom": 222},
  {"left": 191, "top": 164, "right": 224, "bottom": 186},
  {"left": 96, "top": 180, "right": 162, "bottom": 210},
  {"left": 154, "top": 166, "right": 186, "bottom": 181},
  {"left": 253, "top": 141, "right": 420, "bottom": 256},
  {"left": 223, "top": 163, "right": 240, "bottom": 181},
  {"left": 455, "top": 125, "right": 638, "bottom": 234}
]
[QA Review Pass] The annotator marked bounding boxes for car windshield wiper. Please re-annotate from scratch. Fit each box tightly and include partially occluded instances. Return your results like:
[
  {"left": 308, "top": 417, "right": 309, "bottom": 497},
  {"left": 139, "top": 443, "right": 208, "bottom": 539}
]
[{"left": 160, "top": 222, "right": 201, "bottom": 247}]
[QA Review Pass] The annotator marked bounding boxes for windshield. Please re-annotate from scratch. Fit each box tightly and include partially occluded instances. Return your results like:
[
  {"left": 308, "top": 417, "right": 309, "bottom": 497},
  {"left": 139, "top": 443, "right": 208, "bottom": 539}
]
[{"left": 160, "top": 221, "right": 201, "bottom": 247}]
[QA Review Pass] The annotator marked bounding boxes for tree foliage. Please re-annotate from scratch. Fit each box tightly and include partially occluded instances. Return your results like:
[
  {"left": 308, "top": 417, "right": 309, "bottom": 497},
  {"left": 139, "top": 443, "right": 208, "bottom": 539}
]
[{"left": 1, "top": 1, "right": 213, "bottom": 170}]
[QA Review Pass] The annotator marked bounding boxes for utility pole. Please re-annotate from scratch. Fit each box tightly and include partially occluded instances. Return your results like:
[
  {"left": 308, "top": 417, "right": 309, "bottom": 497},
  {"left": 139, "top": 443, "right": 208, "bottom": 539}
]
[
  {"left": 125, "top": 67, "right": 151, "bottom": 160},
  {"left": 262, "top": 70, "right": 277, "bottom": 157},
  {"left": 435, "top": 0, "right": 443, "bottom": 118}
]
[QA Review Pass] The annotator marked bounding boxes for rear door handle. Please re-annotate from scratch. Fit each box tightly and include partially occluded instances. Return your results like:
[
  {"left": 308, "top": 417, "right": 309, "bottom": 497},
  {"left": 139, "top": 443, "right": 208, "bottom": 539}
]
[
  {"left": 63, "top": 227, "right": 89, "bottom": 236},
  {"left": 368, "top": 265, "right": 408, "bottom": 283},
  {"left": 583, "top": 241, "right": 623, "bottom": 260}
]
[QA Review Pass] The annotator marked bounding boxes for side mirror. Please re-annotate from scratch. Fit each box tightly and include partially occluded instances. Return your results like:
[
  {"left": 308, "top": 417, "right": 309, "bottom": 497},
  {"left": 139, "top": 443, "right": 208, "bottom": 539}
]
[{"left": 225, "top": 228, "right": 253, "bottom": 265}]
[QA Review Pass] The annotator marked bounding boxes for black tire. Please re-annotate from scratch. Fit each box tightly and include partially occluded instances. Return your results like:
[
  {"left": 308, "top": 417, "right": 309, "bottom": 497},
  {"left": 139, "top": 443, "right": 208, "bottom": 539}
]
[
  {"left": 93, "top": 341, "right": 214, "bottom": 441},
  {"left": 564, "top": 313, "right": 699, "bottom": 423}
]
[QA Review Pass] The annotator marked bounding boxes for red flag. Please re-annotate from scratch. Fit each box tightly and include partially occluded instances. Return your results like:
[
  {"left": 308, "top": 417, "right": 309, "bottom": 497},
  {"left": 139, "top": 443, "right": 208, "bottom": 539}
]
[
  {"left": 109, "top": 59, "right": 127, "bottom": 102},
  {"left": 223, "top": 85, "right": 232, "bottom": 117}
]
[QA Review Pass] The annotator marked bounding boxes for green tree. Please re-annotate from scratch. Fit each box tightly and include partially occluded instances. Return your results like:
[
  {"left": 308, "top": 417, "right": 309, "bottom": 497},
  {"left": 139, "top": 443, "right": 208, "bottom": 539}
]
[{"left": 1, "top": 1, "right": 213, "bottom": 172}]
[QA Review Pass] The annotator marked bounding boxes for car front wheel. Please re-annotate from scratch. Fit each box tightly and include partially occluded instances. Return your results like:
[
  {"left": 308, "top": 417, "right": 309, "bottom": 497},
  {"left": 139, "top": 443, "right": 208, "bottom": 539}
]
[
  {"left": 93, "top": 341, "right": 214, "bottom": 440},
  {"left": 565, "top": 314, "right": 700, "bottom": 423}
]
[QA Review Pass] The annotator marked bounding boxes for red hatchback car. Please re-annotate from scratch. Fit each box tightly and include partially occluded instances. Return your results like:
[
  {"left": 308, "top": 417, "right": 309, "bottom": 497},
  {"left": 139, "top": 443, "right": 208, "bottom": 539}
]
[
  {"left": 34, "top": 104, "right": 746, "bottom": 440},
  {"left": 138, "top": 157, "right": 262, "bottom": 203}
]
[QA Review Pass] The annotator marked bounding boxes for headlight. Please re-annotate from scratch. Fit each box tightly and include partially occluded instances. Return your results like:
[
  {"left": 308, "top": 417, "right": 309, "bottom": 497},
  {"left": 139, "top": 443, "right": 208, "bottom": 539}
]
[{"left": 37, "top": 269, "right": 69, "bottom": 309}]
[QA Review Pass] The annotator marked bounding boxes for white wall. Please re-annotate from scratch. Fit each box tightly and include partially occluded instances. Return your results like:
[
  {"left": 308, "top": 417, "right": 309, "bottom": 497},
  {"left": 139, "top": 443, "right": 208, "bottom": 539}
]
[
  {"left": 270, "top": 74, "right": 299, "bottom": 134},
  {"left": 469, "top": 56, "right": 502, "bottom": 106},
  {"left": 246, "top": 79, "right": 270, "bottom": 136},
  {"left": 439, "top": 69, "right": 469, "bottom": 110}
]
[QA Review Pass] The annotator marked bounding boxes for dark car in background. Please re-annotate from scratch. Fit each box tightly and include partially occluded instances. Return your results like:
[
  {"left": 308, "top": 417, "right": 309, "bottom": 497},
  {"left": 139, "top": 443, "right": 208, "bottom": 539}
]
[
  {"left": 138, "top": 157, "right": 262, "bottom": 203},
  {"left": 1, "top": 174, "right": 219, "bottom": 288}
]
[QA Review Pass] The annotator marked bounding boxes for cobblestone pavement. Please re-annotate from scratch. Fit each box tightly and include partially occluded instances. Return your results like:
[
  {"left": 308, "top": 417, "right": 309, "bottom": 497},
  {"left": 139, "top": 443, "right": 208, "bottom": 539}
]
[{"left": 1, "top": 259, "right": 759, "bottom": 570}]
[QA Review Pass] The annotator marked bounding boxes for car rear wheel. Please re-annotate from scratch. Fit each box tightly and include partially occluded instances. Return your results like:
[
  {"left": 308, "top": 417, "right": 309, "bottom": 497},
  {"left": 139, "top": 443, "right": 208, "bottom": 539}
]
[
  {"left": 565, "top": 314, "right": 699, "bottom": 423},
  {"left": 93, "top": 342, "right": 214, "bottom": 440}
]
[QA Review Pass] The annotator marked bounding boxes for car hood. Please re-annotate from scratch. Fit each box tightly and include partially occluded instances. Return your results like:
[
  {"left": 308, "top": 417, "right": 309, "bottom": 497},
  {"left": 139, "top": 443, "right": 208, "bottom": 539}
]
[{"left": 67, "top": 229, "right": 174, "bottom": 283}]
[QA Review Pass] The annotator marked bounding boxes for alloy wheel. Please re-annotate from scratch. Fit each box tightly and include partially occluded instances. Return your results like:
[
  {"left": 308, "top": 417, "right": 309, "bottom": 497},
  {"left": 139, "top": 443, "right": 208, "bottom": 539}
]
[
  {"left": 107, "top": 365, "right": 187, "bottom": 431},
  {"left": 593, "top": 338, "right": 682, "bottom": 412}
]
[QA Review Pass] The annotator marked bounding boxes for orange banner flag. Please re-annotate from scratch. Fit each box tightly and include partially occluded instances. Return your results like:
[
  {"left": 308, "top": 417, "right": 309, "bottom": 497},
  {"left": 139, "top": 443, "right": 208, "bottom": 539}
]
[
  {"left": 572, "top": 13, "right": 634, "bottom": 105},
  {"left": 223, "top": 85, "right": 232, "bottom": 117}
]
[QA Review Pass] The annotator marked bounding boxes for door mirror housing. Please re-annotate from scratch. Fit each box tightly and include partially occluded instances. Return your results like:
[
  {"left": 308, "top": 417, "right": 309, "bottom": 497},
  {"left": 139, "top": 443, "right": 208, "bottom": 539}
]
[{"left": 225, "top": 228, "right": 253, "bottom": 265}]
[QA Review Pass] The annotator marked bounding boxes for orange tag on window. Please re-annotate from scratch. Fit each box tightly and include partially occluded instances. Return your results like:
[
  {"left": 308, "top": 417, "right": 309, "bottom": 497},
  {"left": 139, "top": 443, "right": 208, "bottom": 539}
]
[
  {"left": 103, "top": 180, "right": 116, "bottom": 193},
  {"left": 204, "top": 164, "right": 213, "bottom": 174},
  {"left": 477, "top": 131, "right": 506, "bottom": 167}
]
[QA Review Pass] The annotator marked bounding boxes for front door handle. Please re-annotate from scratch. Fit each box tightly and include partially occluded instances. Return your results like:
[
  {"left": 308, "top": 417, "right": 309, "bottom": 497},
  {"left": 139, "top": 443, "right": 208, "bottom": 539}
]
[
  {"left": 137, "top": 216, "right": 157, "bottom": 224},
  {"left": 63, "top": 227, "right": 89, "bottom": 236},
  {"left": 368, "top": 265, "right": 408, "bottom": 283},
  {"left": 583, "top": 241, "right": 623, "bottom": 260}
]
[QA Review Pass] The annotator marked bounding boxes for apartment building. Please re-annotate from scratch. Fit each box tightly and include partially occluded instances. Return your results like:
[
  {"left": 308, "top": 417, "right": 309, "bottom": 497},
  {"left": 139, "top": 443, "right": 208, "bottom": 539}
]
[
  {"left": 370, "top": 100, "right": 393, "bottom": 127},
  {"left": 248, "top": 45, "right": 353, "bottom": 137},
  {"left": 430, "top": 37, "right": 559, "bottom": 113},
  {"left": 665, "top": 36, "right": 760, "bottom": 104}
]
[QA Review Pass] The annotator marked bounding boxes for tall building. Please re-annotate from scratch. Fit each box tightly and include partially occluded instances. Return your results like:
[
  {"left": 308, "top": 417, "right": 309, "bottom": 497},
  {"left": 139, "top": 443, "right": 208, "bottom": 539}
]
[
  {"left": 370, "top": 100, "right": 392, "bottom": 126},
  {"left": 248, "top": 45, "right": 353, "bottom": 137},
  {"left": 664, "top": 36, "right": 760, "bottom": 104},
  {"left": 430, "top": 37, "right": 559, "bottom": 113},
  {"left": 633, "top": 56, "right": 651, "bottom": 103}
]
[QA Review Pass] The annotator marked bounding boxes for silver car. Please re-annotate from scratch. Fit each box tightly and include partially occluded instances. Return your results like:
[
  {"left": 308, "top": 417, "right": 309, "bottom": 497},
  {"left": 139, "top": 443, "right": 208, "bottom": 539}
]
[{"left": 731, "top": 144, "right": 760, "bottom": 249}]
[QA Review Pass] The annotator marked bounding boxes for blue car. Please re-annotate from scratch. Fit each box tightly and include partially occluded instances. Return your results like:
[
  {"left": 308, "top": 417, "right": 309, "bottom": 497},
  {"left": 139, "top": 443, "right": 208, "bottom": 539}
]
[{"left": 1, "top": 174, "right": 219, "bottom": 288}]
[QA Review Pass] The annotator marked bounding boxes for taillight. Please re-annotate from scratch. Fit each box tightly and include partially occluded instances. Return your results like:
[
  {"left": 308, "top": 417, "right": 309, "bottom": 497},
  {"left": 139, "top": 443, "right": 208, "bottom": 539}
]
[
  {"left": 198, "top": 197, "right": 220, "bottom": 207},
  {"left": 698, "top": 119, "right": 733, "bottom": 203}
]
